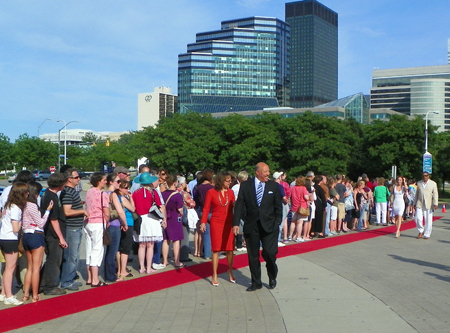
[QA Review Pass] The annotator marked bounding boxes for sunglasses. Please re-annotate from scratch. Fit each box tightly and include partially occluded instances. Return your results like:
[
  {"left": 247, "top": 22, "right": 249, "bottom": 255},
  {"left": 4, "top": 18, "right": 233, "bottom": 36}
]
[
  {"left": 70, "top": 176, "right": 80, "bottom": 179},
  {"left": 122, "top": 187, "right": 129, "bottom": 190},
  {"left": 160, "top": 173, "right": 166, "bottom": 176},
  {"left": 115, "top": 180, "right": 121, "bottom": 183}
]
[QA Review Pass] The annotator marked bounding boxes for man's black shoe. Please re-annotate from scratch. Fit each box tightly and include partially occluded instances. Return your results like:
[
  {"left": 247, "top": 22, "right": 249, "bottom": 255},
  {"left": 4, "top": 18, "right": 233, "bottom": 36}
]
[
  {"left": 246, "top": 284, "right": 262, "bottom": 292},
  {"left": 180, "top": 258, "right": 193, "bottom": 262},
  {"left": 269, "top": 279, "right": 277, "bottom": 289}
]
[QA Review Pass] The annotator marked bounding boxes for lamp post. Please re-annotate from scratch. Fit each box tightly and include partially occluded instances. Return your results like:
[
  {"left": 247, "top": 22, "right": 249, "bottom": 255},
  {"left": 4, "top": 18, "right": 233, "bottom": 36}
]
[
  {"left": 56, "top": 119, "right": 79, "bottom": 169},
  {"left": 423, "top": 111, "right": 439, "bottom": 174},
  {"left": 37, "top": 118, "right": 51, "bottom": 137}
]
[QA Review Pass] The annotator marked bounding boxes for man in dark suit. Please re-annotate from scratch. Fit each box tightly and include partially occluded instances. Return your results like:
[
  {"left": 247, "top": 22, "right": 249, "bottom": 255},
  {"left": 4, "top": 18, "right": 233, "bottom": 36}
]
[{"left": 233, "top": 162, "right": 282, "bottom": 291}]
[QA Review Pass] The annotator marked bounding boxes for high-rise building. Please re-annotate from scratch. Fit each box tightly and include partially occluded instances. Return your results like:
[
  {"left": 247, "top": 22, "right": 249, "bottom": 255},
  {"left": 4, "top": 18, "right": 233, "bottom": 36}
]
[
  {"left": 178, "top": 16, "right": 290, "bottom": 112},
  {"left": 137, "top": 86, "right": 177, "bottom": 129},
  {"left": 285, "top": 0, "right": 338, "bottom": 108},
  {"left": 371, "top": 65, "right": 450, "bottom": 132}
]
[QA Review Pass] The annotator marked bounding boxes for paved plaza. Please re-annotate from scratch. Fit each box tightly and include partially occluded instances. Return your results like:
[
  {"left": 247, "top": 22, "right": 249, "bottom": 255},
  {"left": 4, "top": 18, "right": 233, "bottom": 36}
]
[{"left": 0, "top": 208, "right": 448, "bottom": 333}]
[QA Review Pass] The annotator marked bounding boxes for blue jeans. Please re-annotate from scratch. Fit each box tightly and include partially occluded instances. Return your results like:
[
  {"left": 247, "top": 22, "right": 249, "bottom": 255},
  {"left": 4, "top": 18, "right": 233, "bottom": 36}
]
[
  {"left": 203, "top": 223, "right": 212, "bottom": 258},
  {"left": 60, "top": 227, "right": 82, "bottom": 288},
  {"left": 104, "top": 226, "right": 121, "bottom": 282},
  {"left": 325, "top": 203, "right": 331, "bottom": 235},
  {"left": 153, "top": 242, "right": 162, "bottom": 264},
  {"left": 358, "top": 205, "right": 366, "bottom": 230}
]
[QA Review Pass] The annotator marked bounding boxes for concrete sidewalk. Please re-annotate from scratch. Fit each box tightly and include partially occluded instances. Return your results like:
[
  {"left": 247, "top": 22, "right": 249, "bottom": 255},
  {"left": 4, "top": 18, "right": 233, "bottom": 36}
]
[{"left": 5, "top": 211, "right": 450, "bottom": 332}]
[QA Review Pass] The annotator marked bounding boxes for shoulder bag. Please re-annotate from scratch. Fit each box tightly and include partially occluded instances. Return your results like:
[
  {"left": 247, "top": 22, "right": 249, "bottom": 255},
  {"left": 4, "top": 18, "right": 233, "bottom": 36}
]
[{"left": 148, "top": 189, "right": 164, "bottom": 219}]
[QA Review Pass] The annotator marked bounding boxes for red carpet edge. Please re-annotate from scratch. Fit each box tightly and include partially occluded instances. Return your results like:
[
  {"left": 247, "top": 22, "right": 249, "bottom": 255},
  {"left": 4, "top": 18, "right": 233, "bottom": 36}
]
[{"left": 0, "top": 217, "right": 440, "bottom": 332}]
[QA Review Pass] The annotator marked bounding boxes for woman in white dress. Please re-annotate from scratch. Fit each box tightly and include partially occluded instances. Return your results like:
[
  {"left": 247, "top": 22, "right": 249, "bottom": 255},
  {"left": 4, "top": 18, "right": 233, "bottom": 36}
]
[{"left": 392, "top": 176, "right": 407, "bottom": 238}]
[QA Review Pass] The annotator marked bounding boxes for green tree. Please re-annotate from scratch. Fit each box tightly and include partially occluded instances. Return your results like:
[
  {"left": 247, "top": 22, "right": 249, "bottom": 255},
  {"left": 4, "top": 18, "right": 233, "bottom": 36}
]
[
  {"left": 282, "top": 112, "right": 360, "bottom": 177},
  {"left": 13, "top": 134, "right": 59, "bottom": 170},
  {"left": 143, "top": 113, "right": 221, "bottom": 176},
  {"left": 81, "top": 131, "right": 102, "bottom": 143},
  {"left": 361, "top": 115, "right": 425, "bottom": 179},
  {"left": 0, "top": 134, "right": 13, "bottom": 174}
]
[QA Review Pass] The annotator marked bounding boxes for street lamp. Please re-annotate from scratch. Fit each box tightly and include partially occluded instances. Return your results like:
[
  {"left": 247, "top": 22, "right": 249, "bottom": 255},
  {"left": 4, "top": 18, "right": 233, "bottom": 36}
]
[
  {"left": 425, "top": 111, "right": 439, "bottom": 153},
  {"left": 37, "top": 118, "right": 51, "bottom": 137},
  {"left": 57, "top": 119, "right": 79, "bottom": 169}
]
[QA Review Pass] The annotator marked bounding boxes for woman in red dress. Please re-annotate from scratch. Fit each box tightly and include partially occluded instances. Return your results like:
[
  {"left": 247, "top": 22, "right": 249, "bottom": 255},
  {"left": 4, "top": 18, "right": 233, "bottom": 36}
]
[{"left": 200, "top": 171, "right": 235, "bottom": 286}]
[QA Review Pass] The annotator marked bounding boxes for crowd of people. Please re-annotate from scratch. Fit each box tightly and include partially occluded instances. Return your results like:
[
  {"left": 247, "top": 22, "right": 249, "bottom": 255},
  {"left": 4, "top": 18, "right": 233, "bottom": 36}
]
[{"left": 0, "top": 164, "right": 439, "bottom": 305}]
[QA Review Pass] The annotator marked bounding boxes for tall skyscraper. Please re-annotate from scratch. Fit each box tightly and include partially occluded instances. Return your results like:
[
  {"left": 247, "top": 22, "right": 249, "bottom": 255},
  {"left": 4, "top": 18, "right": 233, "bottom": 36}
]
[
  {"left": 286, "top": 0, "right": 338, "bottom": 108},
  {"left": 178, "top": 16, "right": 290, "bottom": 113}
]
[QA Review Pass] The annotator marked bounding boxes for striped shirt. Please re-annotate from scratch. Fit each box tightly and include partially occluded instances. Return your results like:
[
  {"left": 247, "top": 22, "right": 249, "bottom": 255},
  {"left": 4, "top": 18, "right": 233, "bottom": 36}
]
[
  {"left": 22, "top": 202, "right": 50, "bottom": 232},
  {"left": 60, "top": 186, "right": 84, "bottom": 228}
]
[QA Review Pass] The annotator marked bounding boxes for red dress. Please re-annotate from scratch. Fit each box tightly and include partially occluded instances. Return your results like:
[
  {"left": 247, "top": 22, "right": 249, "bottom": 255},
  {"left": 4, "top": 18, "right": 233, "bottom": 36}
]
[{"left": 200, "top": 188, "right": 235, "bottom": 252}]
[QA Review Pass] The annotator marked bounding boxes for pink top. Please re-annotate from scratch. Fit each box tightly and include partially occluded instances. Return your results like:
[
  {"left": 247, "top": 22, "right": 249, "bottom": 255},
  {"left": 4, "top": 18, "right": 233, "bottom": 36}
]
[
  {"left": 22, "top": 202, "right": 50, "bottom": 232},
  {"left": 281, "top": 181, "right": 291, "bottom": 200},
  {"left": 290, "top": 185, "right": 308, "bottom": 212},
  {"left": 85, "top": 188, "right": 109, "bottom": 224}
]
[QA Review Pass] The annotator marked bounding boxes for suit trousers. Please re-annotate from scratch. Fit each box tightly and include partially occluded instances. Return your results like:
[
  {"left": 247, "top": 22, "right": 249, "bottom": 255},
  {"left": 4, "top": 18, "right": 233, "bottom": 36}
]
[
  {"left": 244, "top": 220, "right": 278, "bottom": 287},
  {"left": 415, "top": 207, "right": 433, "bottom": 238}
]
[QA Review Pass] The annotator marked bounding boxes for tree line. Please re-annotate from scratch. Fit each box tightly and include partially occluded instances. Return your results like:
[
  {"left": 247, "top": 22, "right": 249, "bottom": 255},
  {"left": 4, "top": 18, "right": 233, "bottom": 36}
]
[{"left": 1, "top": 112, "right": 449, "bottom": 189}]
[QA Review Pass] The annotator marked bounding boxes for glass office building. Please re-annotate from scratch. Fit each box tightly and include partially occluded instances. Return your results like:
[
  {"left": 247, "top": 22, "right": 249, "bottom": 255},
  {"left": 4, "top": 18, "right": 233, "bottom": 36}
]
[
  {"left": 285, "top": 0, "right": 338, "bottom": 108},
  {"left": 371, "top": 65, "right": 450, "bottom": 131},
  {"left": 178, "top": 17, "right": 290, "bottom": 113},
  {"left": 316, "top": 92, "right": 369, "bottom": 124}
]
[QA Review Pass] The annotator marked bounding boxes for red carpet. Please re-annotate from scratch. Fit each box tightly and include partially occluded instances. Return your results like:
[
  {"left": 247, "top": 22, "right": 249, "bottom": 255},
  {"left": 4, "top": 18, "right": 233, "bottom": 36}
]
[{"left": 0, "top": 217, "right": 442, "bottom": 332}]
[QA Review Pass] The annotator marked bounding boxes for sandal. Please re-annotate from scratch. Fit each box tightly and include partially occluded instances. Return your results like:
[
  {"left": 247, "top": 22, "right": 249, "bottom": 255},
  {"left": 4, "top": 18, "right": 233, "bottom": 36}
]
[
  {"left": 32, "top": 295, "right": 41, "bottom": 303},
  {"left": 174, "top": 263, "right": 185, "bottom": 268},
  {"left": 115, "top": 277, "right": 124, "bottom": 282},
  {"left": 91, "top": 282, "right": 108, "bottom": 287},
  {"left": 22, "top": 295, "right": 30, "bottom": 302}
]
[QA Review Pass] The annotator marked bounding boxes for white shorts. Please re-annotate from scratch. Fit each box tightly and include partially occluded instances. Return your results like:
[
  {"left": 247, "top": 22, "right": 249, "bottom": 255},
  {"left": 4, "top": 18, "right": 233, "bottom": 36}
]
[{"left": 330, "top": 206, "right": 337, "bottom": 220}]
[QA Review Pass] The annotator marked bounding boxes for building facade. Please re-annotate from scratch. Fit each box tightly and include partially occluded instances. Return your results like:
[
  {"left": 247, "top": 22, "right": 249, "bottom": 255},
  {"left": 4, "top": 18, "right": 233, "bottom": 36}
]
[
  {"left": 316, "top": 93, "right": 369, "bottom": 124},
  {"left": 178, "top": 16, "right": 290, "bottom": 112},
  {"left": 371, "top": 65, "right": 450, "bottom": 131},
  {"left": 285, "top": 0, "right": 338, "bottom": 108},
  {"left": 138, "top": 86, "right": 177, "bottom": 129}
]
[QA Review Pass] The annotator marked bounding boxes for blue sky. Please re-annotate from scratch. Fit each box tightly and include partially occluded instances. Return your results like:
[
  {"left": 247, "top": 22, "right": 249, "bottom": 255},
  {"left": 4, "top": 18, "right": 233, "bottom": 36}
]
[{"left": 1, "top": 0, "right": 449, "bottom": 141}]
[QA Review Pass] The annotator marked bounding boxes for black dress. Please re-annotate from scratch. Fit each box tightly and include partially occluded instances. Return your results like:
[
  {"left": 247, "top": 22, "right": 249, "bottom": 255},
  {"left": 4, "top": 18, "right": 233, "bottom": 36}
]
[{"left": 312, "top": 184, "right": 326, "bottom": 234}]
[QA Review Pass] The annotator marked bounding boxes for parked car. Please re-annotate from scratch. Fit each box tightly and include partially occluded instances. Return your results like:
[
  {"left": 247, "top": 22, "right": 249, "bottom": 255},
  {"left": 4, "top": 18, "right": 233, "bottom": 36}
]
[
  {"left": 78, "top": 171, "right": 90, "bottom": 178},
  {"left": 33, "top": 170, "right": 51, "bottom": 181},
  {"left": 7, "top": 174, "right": 17, "bottom": 183}
]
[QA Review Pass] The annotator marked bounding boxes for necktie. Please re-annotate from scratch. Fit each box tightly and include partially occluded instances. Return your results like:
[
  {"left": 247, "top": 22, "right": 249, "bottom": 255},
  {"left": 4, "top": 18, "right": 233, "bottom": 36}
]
[{"left": 256, "top": 182, "right": 263, "bottom": 206}]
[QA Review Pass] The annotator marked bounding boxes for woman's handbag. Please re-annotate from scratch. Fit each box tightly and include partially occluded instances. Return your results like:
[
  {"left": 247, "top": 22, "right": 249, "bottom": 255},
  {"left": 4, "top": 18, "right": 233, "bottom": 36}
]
[
  {"left": 100, "top": 192, "right": 111, "bottom": 246},
  {"left": 298, "top": 206, "right": 310, "bottom": 216},
  {"left": 109, "top": 200, "right": 119, "bottom": 221},
  {"left": 132, "top": 212, "right": 142, "bottom": 234},
  {"left": 148, "top": 190, "right": 164, "bottom": 219}
]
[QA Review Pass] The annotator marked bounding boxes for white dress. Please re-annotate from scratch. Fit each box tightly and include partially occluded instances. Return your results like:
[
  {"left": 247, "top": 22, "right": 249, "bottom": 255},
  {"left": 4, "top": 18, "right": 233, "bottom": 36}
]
[{"left": 392, "top": 187, "right": 405, "bottom": 216}]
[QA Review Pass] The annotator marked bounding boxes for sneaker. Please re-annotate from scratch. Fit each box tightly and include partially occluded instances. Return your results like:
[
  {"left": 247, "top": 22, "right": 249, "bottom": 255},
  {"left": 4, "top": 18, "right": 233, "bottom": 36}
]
[
  {"left": 73, "top": 281, "right": 83, "bottom": 287},
  {"left": 4, "top": 296, "right": 23, "bottom": 306},
  {"left": 64, "top": 284, "right": 79, "bottom": 291},
  {"left": 152, "top": 263, "right": 166, "bottom": 270},
  {"left": 283, "top": 239, "right": 290, "bottom": 244},
  {"left": 295, "top": 238, "right": 305, "bottom": 243},
  {"left": 236, "top": 247, "right": 247, "bottom": 252},
  {"left": 218, "top": 253, "right": 226, "bottom": 259},
  {"left": 278, "top": 242, "right": 286, "bottom": 247},
  {"left": 288, "top": 237, "right": 293, "bottom": 241},
  {"left": 0, "top": 295, "right": 5, "bottom": 302}
]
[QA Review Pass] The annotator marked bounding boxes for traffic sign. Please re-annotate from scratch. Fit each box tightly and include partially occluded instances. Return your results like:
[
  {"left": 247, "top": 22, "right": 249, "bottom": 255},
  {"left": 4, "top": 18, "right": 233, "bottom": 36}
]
[{"left": 50, "top": 166, "right": 56, "bottom": 173}]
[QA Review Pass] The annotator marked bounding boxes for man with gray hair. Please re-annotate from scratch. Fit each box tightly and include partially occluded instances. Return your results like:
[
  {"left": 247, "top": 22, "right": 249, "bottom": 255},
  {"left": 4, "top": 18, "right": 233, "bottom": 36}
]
[{"left": 306, "top": 171, "right": 315, "bottom": 178}]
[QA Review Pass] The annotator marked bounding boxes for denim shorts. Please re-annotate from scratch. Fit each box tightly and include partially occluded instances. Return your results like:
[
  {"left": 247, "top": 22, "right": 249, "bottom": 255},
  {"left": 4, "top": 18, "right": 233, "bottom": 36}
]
[{"left": 22, "top": 232, "right": 45, "bottom": 251}]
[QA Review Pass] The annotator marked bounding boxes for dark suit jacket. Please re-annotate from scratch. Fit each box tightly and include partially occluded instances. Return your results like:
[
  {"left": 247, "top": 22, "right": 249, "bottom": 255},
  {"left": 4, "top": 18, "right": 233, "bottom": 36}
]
[{"left": 233, "top": 178, "right": 282, "bottom": 234}]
